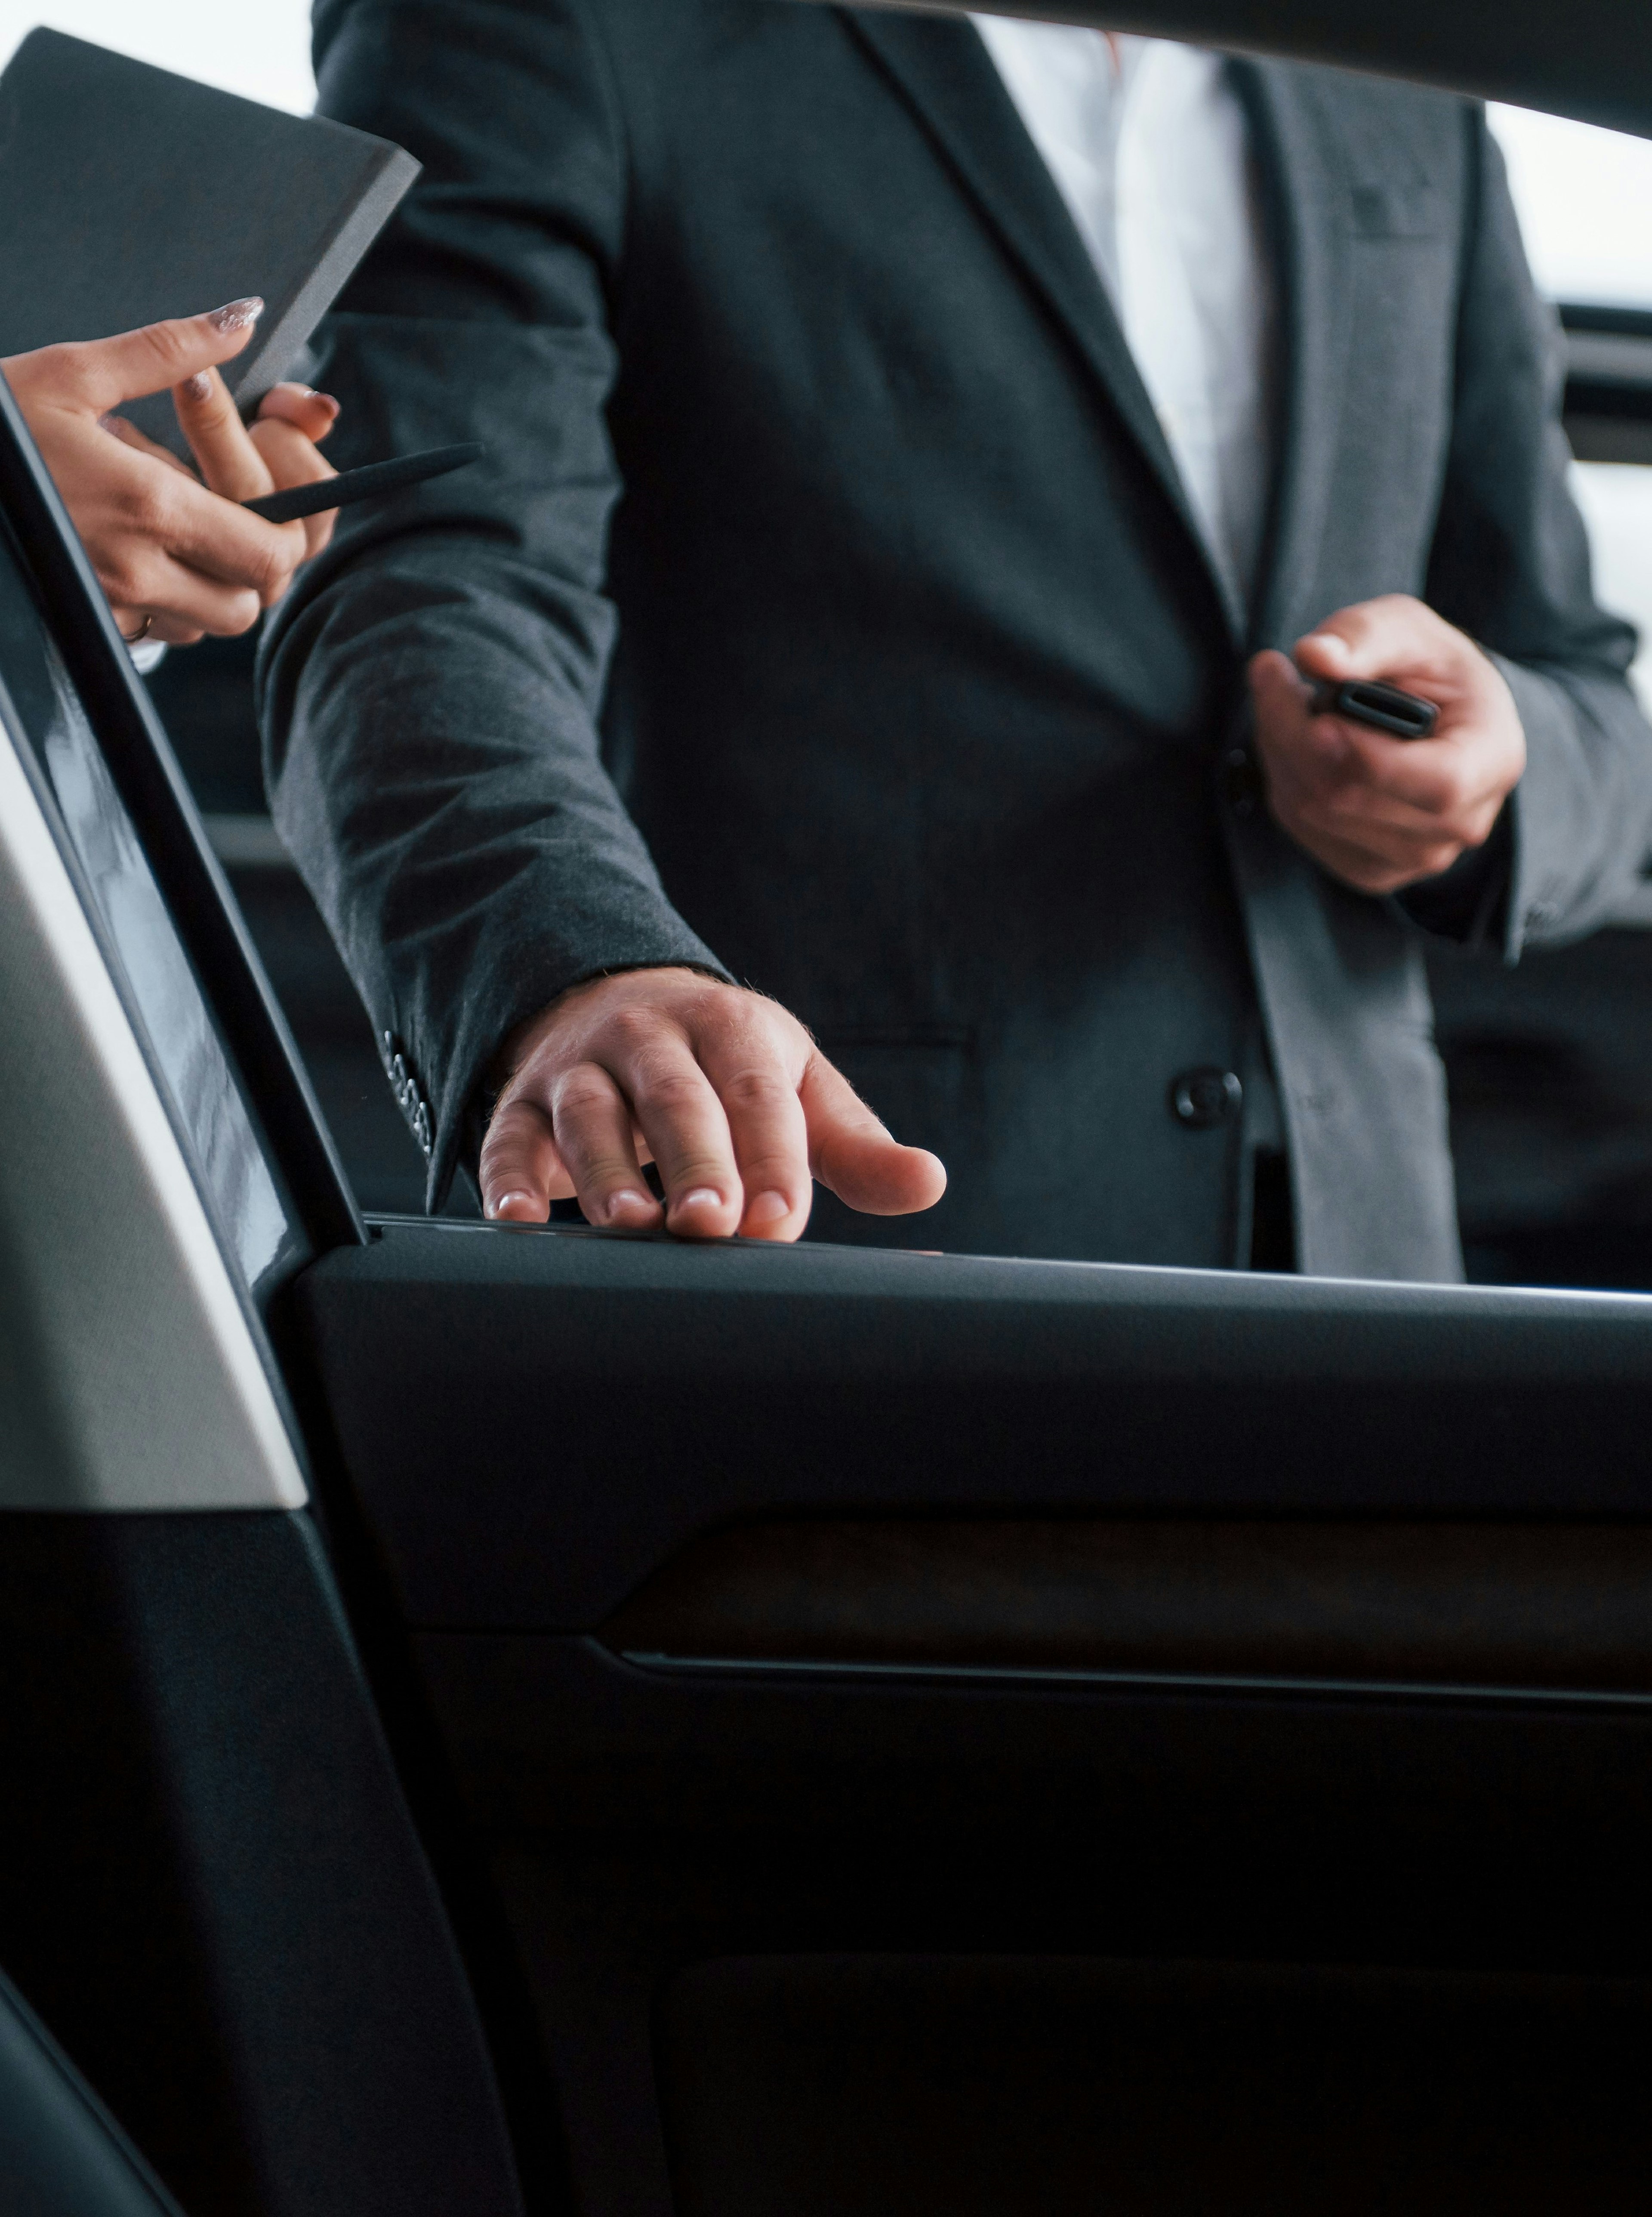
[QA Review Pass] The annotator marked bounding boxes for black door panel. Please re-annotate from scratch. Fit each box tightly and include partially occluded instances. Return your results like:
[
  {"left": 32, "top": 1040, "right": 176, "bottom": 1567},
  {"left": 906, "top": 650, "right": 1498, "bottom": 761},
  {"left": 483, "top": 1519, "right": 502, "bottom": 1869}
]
[
  {"left": 658, "top": 1955, "right": 1652, "bottom": 2217},
  {"left": 412, "top": 1632, "right": 1652, "bottom": 2208},
  {"left": 295, "top": 1218, "right": 1652, "bottom": 1630},
  {"left": 292, "top": 1217, "right": 1652, "bottom": 2210}
]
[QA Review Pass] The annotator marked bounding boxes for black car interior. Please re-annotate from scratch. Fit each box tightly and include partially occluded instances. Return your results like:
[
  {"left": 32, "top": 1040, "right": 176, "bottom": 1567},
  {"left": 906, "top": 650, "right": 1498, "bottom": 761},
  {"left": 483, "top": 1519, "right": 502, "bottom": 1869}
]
[{"left": 3, "top": 3, "right": 1652, "bottom": 2214}]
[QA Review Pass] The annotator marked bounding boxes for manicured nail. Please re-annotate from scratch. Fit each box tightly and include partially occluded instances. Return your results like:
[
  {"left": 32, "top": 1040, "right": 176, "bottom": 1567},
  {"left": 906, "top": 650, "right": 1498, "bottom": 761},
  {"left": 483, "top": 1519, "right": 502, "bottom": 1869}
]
[
  {"left": 677, "top": 1188, "right": 723, "bottom": 1213},
  {"left": 180, "top": 371, "right": 212, "bottom": 401},
  {"left": 746, "top": 1191, "right": 790, "bottom": 1225},
  {"left": 304, "top": 389, "right": 342, "bottom": 415},
  {"left": 208, "top": 296, "right": 264, "bottom": 334},
  {"left": 601, "top": 1188, "right": 654, "bottom": 1223}
]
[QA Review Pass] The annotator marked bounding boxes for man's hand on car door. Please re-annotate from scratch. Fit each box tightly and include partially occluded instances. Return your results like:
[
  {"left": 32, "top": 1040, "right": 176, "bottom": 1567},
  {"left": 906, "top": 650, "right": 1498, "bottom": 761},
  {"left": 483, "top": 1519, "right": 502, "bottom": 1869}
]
[{"left": 481, "top": 968, "right": 947, "bottom": 1239}]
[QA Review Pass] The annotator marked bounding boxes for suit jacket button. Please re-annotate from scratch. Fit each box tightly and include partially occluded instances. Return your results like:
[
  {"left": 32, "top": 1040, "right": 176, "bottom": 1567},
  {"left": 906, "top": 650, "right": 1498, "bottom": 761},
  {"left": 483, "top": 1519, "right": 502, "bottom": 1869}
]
[{"left": 1170, "top": 1066, "right": 1243, "bottom": 1129}]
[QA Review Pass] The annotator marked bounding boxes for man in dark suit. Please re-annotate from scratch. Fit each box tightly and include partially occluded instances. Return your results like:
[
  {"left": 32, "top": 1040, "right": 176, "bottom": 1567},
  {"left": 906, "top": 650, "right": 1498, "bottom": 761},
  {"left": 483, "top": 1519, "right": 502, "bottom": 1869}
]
[{"left": 261, "top": 0, "right": 1652, "bottom": 1278}]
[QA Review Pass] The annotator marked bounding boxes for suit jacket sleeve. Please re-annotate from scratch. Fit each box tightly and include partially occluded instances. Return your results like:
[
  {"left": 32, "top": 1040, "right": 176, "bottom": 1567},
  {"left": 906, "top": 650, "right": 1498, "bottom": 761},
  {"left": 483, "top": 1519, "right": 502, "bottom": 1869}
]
[
  {"left": 256, "top": 0, "right": 730, "bottom": 1208},
  {"left": 1403, "top": 105, "right": 1652, "bottom": 955}
]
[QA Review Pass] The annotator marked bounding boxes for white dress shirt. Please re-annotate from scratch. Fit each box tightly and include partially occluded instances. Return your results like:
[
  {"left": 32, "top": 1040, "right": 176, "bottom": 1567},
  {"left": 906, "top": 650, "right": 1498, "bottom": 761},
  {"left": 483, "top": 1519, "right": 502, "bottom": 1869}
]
[{"left": 970, "top": 19, "right": 1277, "bottom": 623}]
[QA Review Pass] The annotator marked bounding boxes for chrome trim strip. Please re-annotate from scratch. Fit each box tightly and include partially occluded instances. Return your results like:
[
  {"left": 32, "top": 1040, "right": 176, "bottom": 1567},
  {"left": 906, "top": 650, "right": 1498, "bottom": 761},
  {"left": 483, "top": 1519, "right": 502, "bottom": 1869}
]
[{"left": 618, "top": 1650, "right": 1652, "bottom": 1709}]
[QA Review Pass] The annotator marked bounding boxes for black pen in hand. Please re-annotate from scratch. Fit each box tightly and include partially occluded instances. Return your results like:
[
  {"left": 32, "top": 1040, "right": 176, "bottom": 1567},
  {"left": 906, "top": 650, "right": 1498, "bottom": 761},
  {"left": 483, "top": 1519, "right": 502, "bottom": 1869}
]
[
  {"left": 242, "top": 441, "right": 485, "bottom": 524},
  {"left": 1309, "top": 676, "right": 1439, "bottom": 740}
]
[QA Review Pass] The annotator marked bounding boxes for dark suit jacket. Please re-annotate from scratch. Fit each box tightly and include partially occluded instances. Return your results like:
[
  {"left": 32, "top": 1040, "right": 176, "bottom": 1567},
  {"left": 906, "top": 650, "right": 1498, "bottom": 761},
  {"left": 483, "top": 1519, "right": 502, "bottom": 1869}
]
[{"left": 260, "top": 0, "right": 1652, "bottom": 1276}]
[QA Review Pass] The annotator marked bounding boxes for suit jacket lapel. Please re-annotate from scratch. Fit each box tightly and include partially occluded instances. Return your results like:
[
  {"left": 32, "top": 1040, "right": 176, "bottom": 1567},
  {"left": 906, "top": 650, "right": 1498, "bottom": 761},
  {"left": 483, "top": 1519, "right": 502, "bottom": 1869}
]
[
  {"left": 1235, "top": 60, "right": 1355, "bottom": 653},
  {"left": 842, "top": 5, "right": 1228, "bottom": 624}
]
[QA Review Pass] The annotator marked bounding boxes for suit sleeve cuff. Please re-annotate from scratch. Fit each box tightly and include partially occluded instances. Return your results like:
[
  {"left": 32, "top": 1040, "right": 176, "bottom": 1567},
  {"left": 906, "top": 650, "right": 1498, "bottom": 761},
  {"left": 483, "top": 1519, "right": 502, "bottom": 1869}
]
[
  {"left": 1392, "top": 802, "right": 1513, "bottom": 951},
  {"left": 1393, "top": 651, "right": 1584, "bottom": 962}
]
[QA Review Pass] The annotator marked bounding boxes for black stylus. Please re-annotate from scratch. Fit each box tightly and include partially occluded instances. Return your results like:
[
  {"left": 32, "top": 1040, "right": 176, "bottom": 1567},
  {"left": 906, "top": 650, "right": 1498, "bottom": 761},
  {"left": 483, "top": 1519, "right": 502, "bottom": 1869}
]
[
  {"left": 1310, "top": 677, "right": 1439, "bottom": 740},
  {"left": 242, "top": 441, "right": 485, "bottom": 524}
]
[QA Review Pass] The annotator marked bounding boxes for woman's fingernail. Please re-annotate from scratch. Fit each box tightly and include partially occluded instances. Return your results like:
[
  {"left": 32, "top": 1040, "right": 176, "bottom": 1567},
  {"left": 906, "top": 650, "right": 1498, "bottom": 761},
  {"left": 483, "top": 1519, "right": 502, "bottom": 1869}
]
[
  {"left": 747, "top": 1191, "right": 791, "bottom": 1225},
  {"left": 677, "top": 1188, "right": 723, "bottom": 1214},
  {"left": 180, "top": 371, "right": 213, "bottom": 401},
  {"left": 208, "top": 296, "right": 265, "bottom": 334},
  {"left": 305, "top": 389, "right": 342, "bottom": 414}
]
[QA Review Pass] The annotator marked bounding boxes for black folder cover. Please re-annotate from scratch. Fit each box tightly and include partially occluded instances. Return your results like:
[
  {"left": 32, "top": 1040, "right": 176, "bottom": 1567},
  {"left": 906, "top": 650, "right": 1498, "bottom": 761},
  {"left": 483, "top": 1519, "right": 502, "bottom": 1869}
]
[{"left": 0, "top": 29, "right": 419, "bottom": 451}]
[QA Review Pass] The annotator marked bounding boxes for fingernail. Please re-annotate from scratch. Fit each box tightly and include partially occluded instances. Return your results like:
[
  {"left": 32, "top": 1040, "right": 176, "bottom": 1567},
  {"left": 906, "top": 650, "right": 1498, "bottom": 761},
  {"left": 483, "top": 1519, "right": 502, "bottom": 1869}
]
[
  {"left": 676, "top": 1188, "right": 723, "bottom": 1213},
  {"left": 208, "top": 296, "right": 265, "bottom": 334},
  {"left": 180, "top": 371, "right": 212, "bottom": 401},
  {"left": 746, "top": 1191, "right": 790, "bottom": 1225},
  {"left": 97, "top": 411, "right": 123, "bottom": 437},
  {"left": 304, "top": 389, "right": 342, "bottom": 415},
  {"left": 487, "top": 1191, "right": 533, "bottom": 1220},
  {"left": 601, "top": 1188, "right": 653, "bottom": 1223}
]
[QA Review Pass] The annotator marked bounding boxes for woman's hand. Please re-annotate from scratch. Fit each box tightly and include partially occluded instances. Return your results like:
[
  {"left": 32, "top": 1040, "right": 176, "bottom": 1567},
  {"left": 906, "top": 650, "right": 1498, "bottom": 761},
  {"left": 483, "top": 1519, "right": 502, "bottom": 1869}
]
[{"left": 2, "top": 300, "right": 339, "bottom": 645}]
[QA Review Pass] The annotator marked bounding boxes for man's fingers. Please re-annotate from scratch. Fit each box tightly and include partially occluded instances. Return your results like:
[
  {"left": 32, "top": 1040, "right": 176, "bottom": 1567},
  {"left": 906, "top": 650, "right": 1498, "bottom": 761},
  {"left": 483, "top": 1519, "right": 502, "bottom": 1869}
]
[
  {"left": 1287, "top": 796, "right": 1478, "bottom": 877},
  {"left": 1285, "top": 820, "right": 1460, "bottom": 894},
  {"left": 49, "top": 299, "right": 266, "bottom": 414},
  {"left": 1292, "top": 594, "right": 1458, "bottom": 687},
  {"left": 544, "top": 1062, "right": 663, "bottom": 1229},
  {"left": 800, "top": 1055, "right": 947, "bottom": 1216},
  {"left": 615, "top": 1026, "right": 744, "bottom": 1237},
  {"left": 490, "top": 975, "right": 947, "bottom": 1246},
  {"left": 697, "top": 1027, "right": 814, "bottom": 1238},
  {"left": 1294, "top": 764, "right": 1502, "bottom": 842},
  {"left": 1250, "top": 638, "right": 1512, "bottom": 872},
  {"left": 480, "top": 1096, "right": 568, "bottom": 1223},
  {"left": 1319, "top": 728, "right": 1510, "bottom": 820}
]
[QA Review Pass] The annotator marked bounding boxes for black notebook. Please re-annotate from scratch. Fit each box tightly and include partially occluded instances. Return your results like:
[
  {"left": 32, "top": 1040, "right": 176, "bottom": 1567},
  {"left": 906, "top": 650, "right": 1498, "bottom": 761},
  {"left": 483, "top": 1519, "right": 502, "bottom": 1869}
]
[{"left": 0, "top": 28, "right": 419, "bottom": 451}]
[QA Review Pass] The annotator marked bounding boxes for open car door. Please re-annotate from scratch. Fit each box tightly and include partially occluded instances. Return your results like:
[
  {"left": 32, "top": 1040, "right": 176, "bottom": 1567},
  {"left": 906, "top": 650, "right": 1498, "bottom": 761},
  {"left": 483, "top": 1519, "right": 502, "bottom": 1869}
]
[{"left": 3, "top": 3, "right": 1652, "bottom": 2212}]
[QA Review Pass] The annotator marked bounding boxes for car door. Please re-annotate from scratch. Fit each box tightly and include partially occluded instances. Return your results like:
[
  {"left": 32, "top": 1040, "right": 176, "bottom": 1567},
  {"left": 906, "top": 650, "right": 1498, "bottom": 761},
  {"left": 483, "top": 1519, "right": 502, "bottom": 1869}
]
[
  {"left": 5, "top": 3, "right": 1652, "bottom": 2214},
  {"left": 0, "top": 368, "right": 523, "bottom": 2217}
]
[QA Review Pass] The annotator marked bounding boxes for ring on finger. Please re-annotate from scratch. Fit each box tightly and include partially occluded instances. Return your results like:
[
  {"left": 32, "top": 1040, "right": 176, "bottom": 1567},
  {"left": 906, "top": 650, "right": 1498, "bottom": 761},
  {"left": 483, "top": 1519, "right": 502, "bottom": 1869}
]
[{"left": 120, "top": 613, "right": 154, "bottom": 645}]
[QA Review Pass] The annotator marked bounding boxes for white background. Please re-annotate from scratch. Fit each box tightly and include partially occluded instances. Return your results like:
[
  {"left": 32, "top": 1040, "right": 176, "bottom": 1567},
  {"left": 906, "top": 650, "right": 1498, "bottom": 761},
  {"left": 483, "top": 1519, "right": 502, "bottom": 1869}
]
[
  {"left": 4, "top": 1, "right": 1652, "bottom": 688},
  {"left": 0, "top": 0, "right": 315, "bottom": 112}
]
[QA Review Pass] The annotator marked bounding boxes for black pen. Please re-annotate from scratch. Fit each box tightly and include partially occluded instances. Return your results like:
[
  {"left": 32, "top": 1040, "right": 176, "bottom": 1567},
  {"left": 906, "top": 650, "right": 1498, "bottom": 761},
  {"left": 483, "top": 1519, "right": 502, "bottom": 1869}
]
[
  {"left": 243, "top": 441, "right": 485, "bottom": 524},
  {"left": 1310, "top": 676, "right": 1439, "bottom": 740}
]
